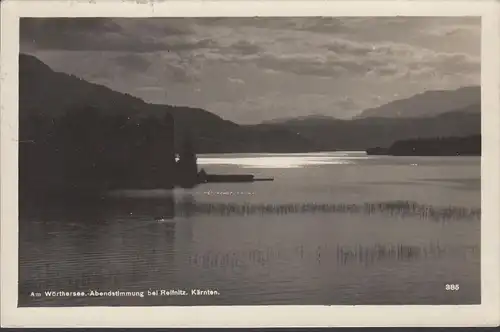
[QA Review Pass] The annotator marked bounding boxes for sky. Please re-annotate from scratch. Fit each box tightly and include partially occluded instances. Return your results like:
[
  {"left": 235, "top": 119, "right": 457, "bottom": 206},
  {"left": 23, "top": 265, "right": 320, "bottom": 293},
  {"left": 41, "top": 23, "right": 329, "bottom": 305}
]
[{"left": 20, "top": 17, "right": 480, "bottom": 124}]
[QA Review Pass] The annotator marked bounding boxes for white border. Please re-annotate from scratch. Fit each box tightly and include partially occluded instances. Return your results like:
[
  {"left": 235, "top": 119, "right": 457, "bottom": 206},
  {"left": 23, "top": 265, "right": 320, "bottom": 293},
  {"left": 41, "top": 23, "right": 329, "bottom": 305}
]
[{"left": 1, "top": 0, "right": 499, "bottom": 328}]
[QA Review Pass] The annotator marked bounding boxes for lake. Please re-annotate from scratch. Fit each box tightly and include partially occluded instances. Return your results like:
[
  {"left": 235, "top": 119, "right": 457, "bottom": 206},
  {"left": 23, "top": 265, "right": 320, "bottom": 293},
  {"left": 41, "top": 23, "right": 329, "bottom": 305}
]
[{"left": 18, "top": 151, "right": 481, "bottom": 306}]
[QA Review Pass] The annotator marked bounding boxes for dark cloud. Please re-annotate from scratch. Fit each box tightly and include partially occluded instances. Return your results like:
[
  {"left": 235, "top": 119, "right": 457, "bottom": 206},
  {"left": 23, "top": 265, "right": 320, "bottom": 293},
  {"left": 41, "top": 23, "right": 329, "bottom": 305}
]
[
  {"left": 229, "top": 40, "right": 263, "bottom": 55},
  {"left": 201, "top": 17, "right": 465, "bottom": 36},
  {"left": 168, "top": 38, "right": 218, "bottom": 52},
  {"left": 326, "top": 40, "right": 373, "bottom": 57},
  {"left": 22, "top": 17, "right": 480, "bottom": 123},
  {"left": 334, "top": 96, "right": 358, "bottom": 110},
  {"left": 249, "top": 44, "right": 478, "bottom": 81},
  {"left": 113, "top": 54, "right": 152, "bottom": 71},
  {"left": 432, "top": 52, "right": 480, "bottom": 71},
  {"left": 21, "top": 18, "right": 121, "bottom": 50},
  {"left": 286, "top": 17, "right": 362, "bottom": 34},
  {"left": 21, "top": 18, "right": 122, "bottom": 36},
  {"left": 20, "top": 18, "right": 195, "bottom": 52},
  {"left": 190, "top": 17, "right": 360, "bottom": 34},
  {"left": 168, "top": 65, "right": 196, "bottom": 83},
  {"left": 159, "top": 58, "right": 202, "bottom": 83}
]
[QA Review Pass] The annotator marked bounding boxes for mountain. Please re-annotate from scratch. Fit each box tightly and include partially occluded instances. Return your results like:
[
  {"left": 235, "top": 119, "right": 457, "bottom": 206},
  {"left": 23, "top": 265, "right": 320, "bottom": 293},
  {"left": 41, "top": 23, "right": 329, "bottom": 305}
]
[
  {"left": 367, "top": 135, "right": 481, "bottom": 156},
  {"left": 355, "top": 86, "right": 480, "bottom": 119},
  {"left": 265, "top": 106, "right": 480, "bottom": 151},
  {"left": 19, "top": 53, "right": 318, "bottom": 153},
  {"left": 263, "top": 114, "right": 338, "bottom": 125},
  {"left": 20, "top": 54, "right": 149, "bottom": 118},
  {"left": 20, "top": 53, "right": 481, "bottom": 154}
]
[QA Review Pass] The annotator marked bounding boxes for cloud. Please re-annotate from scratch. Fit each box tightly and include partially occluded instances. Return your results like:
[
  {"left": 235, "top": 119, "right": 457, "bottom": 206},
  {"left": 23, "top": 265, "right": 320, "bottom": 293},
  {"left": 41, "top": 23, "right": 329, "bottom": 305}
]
[
  {"left": 21, "top": 18, "right": 121, "bottom": 36},
  {"left": 228, "top": 77, "right": 245, "bottom": 84},
  {"left": 113, "top": 54, "right": 152, "bottom": 71},
  {"left": 421, "top": 18, "right": 481, "bottom": 37},
  {"left": 20, "top": 18, "right": 199, "bottom": 53},
  {"left": 21, "top": 17, "right": 479, "bottom": 83},
  {"left": 252, "top": 53, "right": 352, "bottom": 78},
  {"left": 21, "top": 17, "right": 481, "bottom": 123},
  {"left": 209, "top": 92, "right": 368, "bottom": 122},
  {"left": 237, "top": 37, "right": 480, "bottom": 82},
  {"left": 21, "top": 18, "right": 121, "bottom": 51},
  {"left": 335, "top": 96, "right": 358, "bottom": 111},
  {"left": 136, "top": 86, "right": 165, "bottom": 92},
  {"left": 229, "top": 40, "right": 263, "bottom": 55}
]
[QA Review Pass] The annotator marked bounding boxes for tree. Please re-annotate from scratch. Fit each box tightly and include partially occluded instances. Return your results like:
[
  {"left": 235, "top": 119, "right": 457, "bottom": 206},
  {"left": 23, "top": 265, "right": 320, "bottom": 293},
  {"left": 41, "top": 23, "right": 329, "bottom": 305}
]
[{"left": 176, "top": 134, "right": 198, "bottom": 188}]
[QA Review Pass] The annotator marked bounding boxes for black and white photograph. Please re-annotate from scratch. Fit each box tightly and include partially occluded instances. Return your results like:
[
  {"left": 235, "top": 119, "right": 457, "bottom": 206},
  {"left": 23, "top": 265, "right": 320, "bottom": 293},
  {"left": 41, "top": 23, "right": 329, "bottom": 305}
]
[
  {"left": 16, "top": 15, "right": 483, "bottom": 306},
  {"left": 1, "top": 0, "right": 500, "bottom": 328}
]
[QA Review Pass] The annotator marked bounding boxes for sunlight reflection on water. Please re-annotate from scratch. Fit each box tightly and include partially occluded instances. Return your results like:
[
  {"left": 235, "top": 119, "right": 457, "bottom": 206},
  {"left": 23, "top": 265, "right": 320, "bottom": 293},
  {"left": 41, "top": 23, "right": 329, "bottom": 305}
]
[{"left": 197, "top": 152, "right": 369, "bottom": 168}]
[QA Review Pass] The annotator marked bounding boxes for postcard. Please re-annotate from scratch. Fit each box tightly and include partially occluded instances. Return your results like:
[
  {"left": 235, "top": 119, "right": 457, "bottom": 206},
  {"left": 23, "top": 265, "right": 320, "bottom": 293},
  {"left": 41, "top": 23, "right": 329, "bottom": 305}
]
[{"left": 1, "top": 0, "right": 499, "bottom": 328}]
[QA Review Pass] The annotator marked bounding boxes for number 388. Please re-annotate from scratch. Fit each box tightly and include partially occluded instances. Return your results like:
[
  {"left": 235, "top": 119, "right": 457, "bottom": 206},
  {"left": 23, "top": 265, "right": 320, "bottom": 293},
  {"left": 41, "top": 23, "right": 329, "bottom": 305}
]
[{"left": 445, "top": 284, "right": 460, "bottom": 291}]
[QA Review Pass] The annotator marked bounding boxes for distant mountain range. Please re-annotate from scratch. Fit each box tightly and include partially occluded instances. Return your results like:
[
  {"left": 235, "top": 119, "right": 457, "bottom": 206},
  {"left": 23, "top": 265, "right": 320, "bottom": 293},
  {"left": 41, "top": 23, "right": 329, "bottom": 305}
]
[
  {"left": 262, "top": 107, "right": 480, "bottom": 151},
  {"left": 355, "top": 86, "right": 480, "bottom": 119},
  {"left": 19, "top": 53, "right": 481, "bottom": 153},
  {"left": 263, "top": 114, "right": 337, "bottom": 125}
]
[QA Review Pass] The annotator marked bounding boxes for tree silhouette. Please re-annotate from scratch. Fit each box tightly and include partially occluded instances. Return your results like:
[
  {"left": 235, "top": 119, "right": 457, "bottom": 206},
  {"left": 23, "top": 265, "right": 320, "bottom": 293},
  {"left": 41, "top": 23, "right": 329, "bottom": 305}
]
[
  {"left": 176, "top": 134, "right": 198, "bottom": 188},
  {"left": 19, "top": 106, "right": 176, "bottom": 201}
]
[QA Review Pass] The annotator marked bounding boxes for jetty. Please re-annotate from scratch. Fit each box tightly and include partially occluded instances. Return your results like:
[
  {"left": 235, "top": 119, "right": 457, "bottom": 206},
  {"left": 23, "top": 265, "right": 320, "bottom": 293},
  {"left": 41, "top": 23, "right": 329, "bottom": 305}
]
[
  {"left": 176, "top": 137, "right": 274, "bottom": 188},
  {"left": 199, "top": 171, "right": 273, "bottom": 184}
]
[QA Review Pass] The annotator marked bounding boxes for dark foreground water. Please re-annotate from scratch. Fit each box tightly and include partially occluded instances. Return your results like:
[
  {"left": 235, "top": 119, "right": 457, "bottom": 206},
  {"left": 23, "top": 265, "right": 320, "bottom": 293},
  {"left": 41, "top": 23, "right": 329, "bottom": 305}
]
[{"left": 19, "top": 152, "right": 480, "bottom": 306}]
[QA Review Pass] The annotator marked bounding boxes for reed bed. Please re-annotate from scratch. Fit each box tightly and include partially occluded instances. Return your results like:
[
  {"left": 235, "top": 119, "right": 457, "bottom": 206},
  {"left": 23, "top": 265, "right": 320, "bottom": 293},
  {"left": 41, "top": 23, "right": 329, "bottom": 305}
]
[
  {"left": 18, "top": 241, "right": 479, "bottom": 293},
  {"left": 185, "top": 242, "right": 479, "bottom": 270},
  {"left": 174, "top": 200, "right": 480, "bottom": 222}
]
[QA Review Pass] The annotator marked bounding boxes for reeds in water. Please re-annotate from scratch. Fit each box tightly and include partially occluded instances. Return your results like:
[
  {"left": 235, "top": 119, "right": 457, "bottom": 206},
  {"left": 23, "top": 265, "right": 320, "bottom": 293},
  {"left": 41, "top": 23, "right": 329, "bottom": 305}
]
[
  {"left": 175, "top": 200, "right": 480, "bottom": 222},
  {"left": 185, "top": 242, "right": 479, "bottom": 270}
]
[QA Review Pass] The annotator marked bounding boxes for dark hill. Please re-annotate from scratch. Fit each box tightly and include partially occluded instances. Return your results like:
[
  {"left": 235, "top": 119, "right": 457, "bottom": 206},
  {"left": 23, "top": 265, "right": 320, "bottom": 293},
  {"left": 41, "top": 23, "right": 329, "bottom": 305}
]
[
  {"left": 20, "top": 54, "right": 147, "bottom": 118},
  {"left": 355, "top": 86, "right": 480, "bottom": 119},
  {"left": 263, "top": 114, "right": 338, "bottom": 125},
  {"left": 367, "top": 135, "right": 481, "bottom": 156},
  {"left": 19, "top": 53, "right": 317, "bottom": 153},
  {"left": 19, "top": 53, "right": 481, "bottom": 154},
  {"left": 265, "top": 106, "right": 480, "bottom": 151}
]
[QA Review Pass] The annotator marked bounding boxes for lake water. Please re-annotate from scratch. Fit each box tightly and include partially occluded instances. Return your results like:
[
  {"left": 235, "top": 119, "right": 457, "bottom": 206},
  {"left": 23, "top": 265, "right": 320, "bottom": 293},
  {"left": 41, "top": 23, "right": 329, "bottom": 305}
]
[{"left": 18, "top": 151, "right": 481, "bottom": 306}]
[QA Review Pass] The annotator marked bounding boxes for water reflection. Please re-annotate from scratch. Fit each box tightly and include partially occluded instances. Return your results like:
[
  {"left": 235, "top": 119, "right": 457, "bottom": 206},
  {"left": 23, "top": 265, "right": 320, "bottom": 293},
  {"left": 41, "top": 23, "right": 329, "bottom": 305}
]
[
  {"left": 19, "top": 194, "right": 480, "bottom": 306},
  {"left": 185, "top": 242, "right": 479, "bottom": 271},
  {"left": 23, "top": 193, "right": 479, "bottom": 224},
  {"left": 18, "top": 152, "right": 480, "bottom": 306},
  {"left": 197, "top": 152, "right": 480, "bottom": 169},
  {"left": 19, "top": 194, "right": 179, "bottom": 295},
  {"left": 19, "top": 236, "right": 480, "bottom": 306},
  {"left": 20, "top": 193, "right": 177, "bottom": 223},
  {"left": 197, "top": 155, "right": 359, "bottom": 168},
  {"left": 172, "top": 200, "right": 479, "bottom": 222}
]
